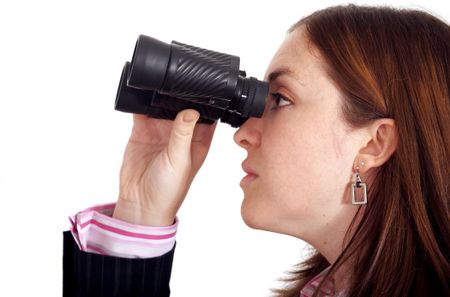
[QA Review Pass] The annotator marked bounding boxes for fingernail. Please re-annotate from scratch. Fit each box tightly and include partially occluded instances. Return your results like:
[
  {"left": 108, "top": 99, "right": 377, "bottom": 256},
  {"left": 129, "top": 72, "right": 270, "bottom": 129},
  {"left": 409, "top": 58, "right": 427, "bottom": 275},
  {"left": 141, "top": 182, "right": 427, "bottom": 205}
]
[{"left": 183, "top": 111, "right": 198, "bottom": 123}]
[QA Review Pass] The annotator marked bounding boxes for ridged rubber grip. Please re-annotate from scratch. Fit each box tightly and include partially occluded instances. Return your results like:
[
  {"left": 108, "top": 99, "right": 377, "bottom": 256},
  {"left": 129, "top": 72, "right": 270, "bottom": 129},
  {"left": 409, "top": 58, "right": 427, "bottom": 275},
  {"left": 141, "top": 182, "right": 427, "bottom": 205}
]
[{"left": 162, "top": 41, "right": 240, "bottom": 100}]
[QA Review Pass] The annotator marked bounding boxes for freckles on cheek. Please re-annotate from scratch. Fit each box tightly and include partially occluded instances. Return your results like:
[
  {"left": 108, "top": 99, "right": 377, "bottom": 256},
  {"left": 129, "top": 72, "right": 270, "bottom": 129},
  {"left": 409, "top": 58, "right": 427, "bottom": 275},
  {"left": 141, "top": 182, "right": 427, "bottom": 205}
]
[
  {"left": 328, "top": 115, "right": 358, "bottom": 161},
  {"left": 307, "top": 108, "right": 348, "bottom": 159},
  {"left": 329, "top": 122, "right": 347, "bottom": 159},
  {"left": 265, "top": 146, "right": 308, "bottom": 192}
]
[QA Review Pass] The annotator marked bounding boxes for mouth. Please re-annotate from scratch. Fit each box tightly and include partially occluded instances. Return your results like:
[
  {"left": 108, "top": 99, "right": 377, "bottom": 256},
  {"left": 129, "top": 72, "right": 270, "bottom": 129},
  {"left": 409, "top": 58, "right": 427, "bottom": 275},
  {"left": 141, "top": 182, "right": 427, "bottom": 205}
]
[{"left": 240, "top": 160, "right": 258, "bottom": 187}]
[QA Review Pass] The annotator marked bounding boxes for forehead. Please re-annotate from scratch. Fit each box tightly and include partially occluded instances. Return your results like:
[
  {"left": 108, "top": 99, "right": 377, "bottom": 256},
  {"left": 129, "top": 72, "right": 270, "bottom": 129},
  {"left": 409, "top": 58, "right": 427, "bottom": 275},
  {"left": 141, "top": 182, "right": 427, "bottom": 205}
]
[{"left": 264, "top": 27, "right": 324, "bottom": 83}]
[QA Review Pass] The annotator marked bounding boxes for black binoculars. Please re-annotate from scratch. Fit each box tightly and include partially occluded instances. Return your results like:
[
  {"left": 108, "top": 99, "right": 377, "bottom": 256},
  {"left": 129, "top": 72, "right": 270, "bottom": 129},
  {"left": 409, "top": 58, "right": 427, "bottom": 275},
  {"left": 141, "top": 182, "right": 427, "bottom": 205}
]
[{"left": 115, "top": 35, "right": 269, "bottom": 127}]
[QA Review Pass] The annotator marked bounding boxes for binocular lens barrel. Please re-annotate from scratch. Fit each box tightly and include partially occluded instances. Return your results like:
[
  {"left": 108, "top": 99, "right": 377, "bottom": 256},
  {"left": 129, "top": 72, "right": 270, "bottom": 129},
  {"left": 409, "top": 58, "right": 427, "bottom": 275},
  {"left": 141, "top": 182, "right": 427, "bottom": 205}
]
[{"left": 115, "top": 35, "right": 268, "bottom": 127}]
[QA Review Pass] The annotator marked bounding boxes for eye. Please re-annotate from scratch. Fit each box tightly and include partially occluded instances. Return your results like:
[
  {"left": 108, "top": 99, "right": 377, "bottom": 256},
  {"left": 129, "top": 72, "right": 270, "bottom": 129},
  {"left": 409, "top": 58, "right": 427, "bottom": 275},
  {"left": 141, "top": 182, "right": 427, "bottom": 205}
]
[{"left": 270, "top": 92, "right": 292, "bottom": 110}]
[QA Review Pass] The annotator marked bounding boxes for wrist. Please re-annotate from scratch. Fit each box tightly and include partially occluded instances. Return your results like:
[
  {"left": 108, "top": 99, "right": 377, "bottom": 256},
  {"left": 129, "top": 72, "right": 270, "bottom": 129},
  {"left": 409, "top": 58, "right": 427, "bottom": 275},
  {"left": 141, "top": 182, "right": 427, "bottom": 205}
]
[{"left": 113, "top": 199, "right": 175, "bottom": 227}]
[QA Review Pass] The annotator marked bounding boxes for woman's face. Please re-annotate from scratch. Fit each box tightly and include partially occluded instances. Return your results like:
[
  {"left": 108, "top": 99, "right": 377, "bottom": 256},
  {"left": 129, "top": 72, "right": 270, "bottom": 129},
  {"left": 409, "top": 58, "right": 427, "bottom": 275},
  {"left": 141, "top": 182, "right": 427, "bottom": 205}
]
[{"left": 234, "top": 27, "right": 364, "bottom": 244}]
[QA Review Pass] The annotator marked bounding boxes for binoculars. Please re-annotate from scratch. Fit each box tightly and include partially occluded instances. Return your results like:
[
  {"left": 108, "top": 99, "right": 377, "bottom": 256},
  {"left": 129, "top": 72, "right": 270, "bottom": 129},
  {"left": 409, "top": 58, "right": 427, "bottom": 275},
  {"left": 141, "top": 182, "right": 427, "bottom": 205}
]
[{"left": 115, "top": 35, "right": 269, "bottom": 127}]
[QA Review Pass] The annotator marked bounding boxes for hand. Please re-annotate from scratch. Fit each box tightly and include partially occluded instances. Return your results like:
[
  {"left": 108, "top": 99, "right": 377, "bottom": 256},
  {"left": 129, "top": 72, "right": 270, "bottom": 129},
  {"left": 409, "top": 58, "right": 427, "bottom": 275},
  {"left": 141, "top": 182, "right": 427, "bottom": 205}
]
[{"left": 113, "top": 109, "right": 217, "bottom": 226}]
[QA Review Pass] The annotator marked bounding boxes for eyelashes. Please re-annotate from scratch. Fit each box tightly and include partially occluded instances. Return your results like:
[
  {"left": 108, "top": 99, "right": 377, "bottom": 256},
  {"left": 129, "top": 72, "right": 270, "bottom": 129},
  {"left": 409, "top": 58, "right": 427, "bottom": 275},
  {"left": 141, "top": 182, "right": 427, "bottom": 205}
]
[{"left": 270, "top": 92, "right": 293, "bottom": 110}]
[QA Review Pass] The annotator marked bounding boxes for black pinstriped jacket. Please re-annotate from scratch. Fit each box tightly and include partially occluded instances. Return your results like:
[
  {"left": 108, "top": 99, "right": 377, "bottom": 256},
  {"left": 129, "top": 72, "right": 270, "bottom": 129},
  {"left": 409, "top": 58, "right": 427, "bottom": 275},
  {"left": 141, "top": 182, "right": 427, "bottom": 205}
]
[{"left": 63, "top": 231, "right": 175, "bottom": 297}]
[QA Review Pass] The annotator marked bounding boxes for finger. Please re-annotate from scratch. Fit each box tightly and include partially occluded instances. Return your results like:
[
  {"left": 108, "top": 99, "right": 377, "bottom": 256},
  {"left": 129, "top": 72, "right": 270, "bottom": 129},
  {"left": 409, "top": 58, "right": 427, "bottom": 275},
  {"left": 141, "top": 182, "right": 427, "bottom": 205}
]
[
  {"left": 192, "top": 121, "right": 217, "bottom": 145},
  {"left": 167, "top": 109, "right": 200, "bottom": 165},
  {"left": 132, "top": 114, "right": 148, "bottom": 123},
  {"left": 190, "top": 121, "right": 218, "bottom": 171},
  {"left": 130, "top": 114, "right": 174, "bottom": 144}
]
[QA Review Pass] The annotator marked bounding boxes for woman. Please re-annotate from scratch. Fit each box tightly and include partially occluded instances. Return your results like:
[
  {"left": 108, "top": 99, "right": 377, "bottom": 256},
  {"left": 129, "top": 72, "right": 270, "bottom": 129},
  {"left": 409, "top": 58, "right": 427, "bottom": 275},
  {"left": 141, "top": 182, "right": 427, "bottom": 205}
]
[{"left": 64, "top": 5, "right": 449, "bottom": 297}]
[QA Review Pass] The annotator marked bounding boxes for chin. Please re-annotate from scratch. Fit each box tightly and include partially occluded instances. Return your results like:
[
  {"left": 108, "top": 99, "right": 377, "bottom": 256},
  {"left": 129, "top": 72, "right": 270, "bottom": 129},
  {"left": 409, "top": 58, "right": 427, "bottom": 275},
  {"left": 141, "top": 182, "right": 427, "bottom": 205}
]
[{"left": 240, "top": 197, "right": 265, "bottom": 230}]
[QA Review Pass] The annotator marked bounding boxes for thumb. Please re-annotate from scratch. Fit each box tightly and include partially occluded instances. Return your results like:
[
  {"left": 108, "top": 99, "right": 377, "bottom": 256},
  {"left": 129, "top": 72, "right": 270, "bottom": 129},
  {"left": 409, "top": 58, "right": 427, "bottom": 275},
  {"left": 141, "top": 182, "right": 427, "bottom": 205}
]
[{"left": 167, "top": 109, "right": 200, "bottom": 165}]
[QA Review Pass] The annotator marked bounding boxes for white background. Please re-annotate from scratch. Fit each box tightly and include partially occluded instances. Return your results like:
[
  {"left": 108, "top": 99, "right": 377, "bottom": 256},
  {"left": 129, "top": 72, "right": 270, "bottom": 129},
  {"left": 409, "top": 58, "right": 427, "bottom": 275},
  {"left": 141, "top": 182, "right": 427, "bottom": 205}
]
[{"left": 0, "top": 0, "right": 448, "bottom": 296}]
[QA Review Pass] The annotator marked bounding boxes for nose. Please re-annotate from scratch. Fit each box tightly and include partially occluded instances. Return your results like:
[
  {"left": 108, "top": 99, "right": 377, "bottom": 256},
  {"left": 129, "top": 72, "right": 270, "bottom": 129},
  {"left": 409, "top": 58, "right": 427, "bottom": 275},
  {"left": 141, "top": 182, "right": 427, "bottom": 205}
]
[{"left": 233, "top": 117, "right": 262, "bottom": 150}]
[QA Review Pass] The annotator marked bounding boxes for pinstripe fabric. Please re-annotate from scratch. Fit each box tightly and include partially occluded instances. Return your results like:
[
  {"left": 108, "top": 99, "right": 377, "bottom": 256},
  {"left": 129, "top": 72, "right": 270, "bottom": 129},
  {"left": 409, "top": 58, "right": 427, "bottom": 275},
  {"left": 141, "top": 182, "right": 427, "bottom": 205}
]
[{"left": 63, "top": 231, "right": 175, "bottom": 297}]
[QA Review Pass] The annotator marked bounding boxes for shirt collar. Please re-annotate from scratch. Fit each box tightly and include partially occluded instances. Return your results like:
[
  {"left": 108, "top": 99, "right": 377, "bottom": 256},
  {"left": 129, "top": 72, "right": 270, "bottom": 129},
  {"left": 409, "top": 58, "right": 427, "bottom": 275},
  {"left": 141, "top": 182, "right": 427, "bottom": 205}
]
[{"left": 299, "top": 266, "right": 336, "bottom": 297}]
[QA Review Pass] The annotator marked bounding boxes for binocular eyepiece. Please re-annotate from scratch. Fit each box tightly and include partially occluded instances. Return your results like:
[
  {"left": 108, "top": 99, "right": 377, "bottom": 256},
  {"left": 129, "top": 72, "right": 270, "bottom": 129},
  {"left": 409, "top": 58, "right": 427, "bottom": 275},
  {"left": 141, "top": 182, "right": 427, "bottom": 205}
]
[{"left": 115, "top": 35, "right": 269, "bottom": 127}]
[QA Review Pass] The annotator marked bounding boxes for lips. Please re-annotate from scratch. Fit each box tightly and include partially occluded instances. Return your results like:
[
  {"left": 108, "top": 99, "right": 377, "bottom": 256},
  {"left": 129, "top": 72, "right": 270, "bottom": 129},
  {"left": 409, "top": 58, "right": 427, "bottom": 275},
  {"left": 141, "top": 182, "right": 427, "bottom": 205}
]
[
  {"left": 240, "top": 160, "right": 258, "bottom": 187},
  {"left": 241, "top": 160, "right": 258, "bottom": 176}
]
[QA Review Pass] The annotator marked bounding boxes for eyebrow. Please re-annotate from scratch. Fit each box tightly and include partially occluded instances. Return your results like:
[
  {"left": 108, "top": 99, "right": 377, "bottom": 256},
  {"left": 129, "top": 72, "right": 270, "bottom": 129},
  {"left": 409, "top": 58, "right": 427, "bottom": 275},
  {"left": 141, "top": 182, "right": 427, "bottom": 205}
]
[{"left": 267, "top": 68, "right": 301, "bottom": 84}]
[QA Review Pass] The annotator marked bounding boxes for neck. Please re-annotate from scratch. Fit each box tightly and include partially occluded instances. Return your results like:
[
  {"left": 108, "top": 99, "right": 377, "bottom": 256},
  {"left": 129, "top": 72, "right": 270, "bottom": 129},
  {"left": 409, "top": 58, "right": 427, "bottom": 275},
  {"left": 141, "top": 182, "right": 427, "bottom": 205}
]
[{"left": 311, "top": 205, "right": 366, "bottom": 294}]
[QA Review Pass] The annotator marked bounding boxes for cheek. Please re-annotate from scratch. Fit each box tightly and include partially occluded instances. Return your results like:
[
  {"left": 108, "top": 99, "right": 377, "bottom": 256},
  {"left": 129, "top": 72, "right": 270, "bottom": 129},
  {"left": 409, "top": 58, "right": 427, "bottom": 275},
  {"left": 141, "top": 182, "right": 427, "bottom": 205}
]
[
  {"left": 259, "top": 113, "right": 353, "bottom": 212},
  {"left": 262, "top": 116, "right": 333, "bottom": 184},
  {"left": 242, "top": 128, "right": 316, "bottom": 224}
]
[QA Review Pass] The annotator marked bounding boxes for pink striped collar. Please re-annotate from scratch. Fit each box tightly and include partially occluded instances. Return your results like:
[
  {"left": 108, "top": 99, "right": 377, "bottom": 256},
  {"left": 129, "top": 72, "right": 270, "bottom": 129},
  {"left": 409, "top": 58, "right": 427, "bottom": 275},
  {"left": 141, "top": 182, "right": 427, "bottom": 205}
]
[{"left": 300, "top": 266, "right": 336, "bottom": 297}]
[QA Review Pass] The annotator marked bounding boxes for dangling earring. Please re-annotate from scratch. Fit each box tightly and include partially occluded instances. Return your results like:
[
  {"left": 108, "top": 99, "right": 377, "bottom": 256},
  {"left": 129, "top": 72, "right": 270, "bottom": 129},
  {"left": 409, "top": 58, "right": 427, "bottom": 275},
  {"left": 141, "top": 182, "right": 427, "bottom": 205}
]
[{"left": 351, "top": 162, "right": 367, "bottom": 205}]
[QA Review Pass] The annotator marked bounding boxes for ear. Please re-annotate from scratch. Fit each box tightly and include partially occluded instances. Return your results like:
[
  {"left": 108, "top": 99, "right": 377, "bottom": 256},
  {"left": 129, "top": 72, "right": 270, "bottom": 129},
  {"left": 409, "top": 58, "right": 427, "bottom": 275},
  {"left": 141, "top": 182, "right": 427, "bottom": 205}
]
[{"left": 354, "top": 118, "right": 398, "bottom": 173}]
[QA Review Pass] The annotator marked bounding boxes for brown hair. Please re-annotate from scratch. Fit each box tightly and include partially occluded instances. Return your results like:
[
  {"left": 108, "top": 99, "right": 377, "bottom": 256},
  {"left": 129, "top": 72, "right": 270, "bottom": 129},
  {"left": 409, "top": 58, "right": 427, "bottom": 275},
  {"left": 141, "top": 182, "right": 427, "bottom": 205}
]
[{"left": 273, "top": 5, "right": 449, "bottom": 297}]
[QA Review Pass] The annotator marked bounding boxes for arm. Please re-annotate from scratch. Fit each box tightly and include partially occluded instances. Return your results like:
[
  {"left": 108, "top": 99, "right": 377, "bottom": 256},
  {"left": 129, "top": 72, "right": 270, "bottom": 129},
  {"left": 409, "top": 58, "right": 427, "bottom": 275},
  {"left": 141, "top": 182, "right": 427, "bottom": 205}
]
[
  {"left": 64, "top": 110, "right": 216, "bottom": 296},
  {"left": 64, "top": 203, "right": 178, "bottom": 297},
  {"left": 63, "top": 231, "right": 175, "bottom": 297}
]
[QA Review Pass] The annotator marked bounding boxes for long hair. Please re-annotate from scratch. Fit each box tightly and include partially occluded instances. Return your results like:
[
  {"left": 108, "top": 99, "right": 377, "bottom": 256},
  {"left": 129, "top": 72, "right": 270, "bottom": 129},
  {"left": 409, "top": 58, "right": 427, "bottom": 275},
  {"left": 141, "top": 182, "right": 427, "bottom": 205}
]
[{"left": 273, "top": 5, "right": 449, "bottom": 297}]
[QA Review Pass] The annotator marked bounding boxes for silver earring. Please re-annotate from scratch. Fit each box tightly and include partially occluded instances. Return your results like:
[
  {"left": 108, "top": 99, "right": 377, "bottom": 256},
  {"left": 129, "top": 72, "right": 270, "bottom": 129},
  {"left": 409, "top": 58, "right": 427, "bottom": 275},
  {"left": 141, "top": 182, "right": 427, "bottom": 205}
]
[{"left": 351, "top": 165, "right": 367, "bottom": 205}]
